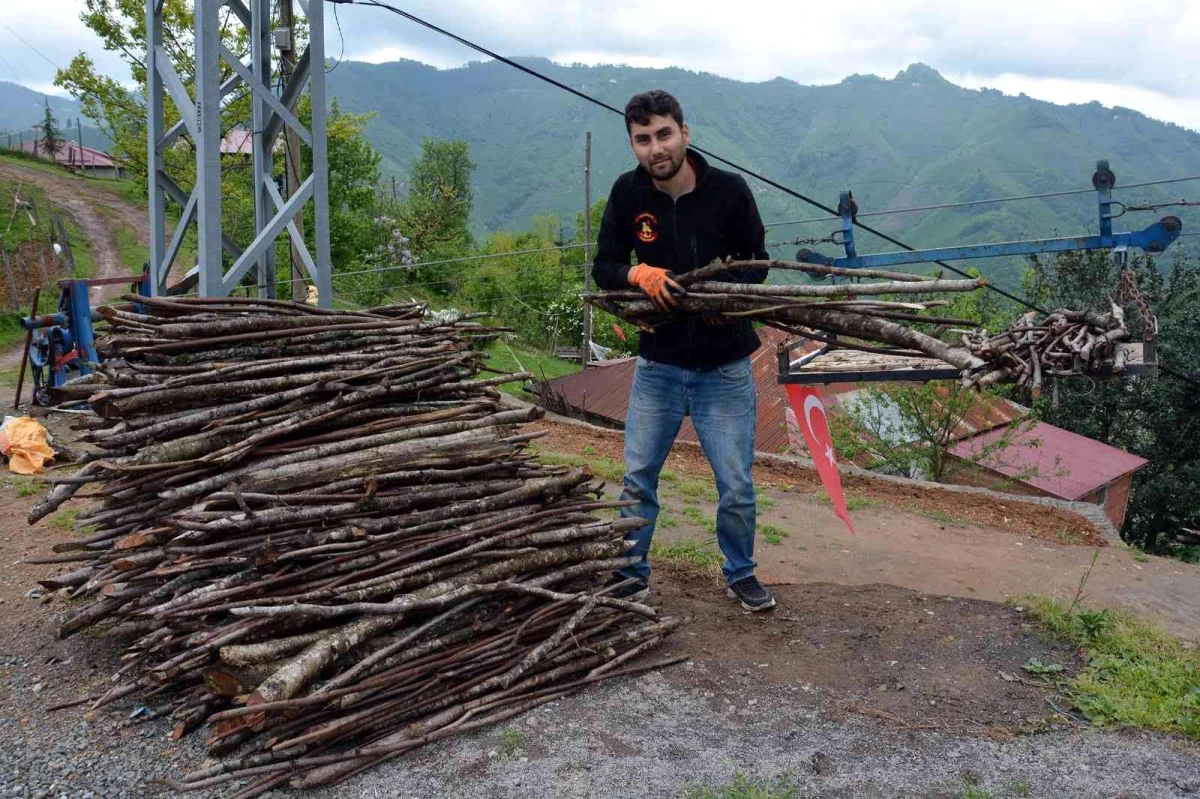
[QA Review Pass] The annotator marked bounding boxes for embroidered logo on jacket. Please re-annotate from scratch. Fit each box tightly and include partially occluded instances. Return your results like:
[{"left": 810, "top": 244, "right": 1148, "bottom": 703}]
[{"left": 634, "top": 212, "right": 659, "bottom": 243}]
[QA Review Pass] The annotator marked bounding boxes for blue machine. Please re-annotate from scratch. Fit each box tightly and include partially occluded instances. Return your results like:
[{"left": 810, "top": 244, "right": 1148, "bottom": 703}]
[
  {"left": 779, "top": 159, "right": 1183, "bottom": 384},
  {"left": 17, "top": 272, "right": 152, "bottom": 406}
]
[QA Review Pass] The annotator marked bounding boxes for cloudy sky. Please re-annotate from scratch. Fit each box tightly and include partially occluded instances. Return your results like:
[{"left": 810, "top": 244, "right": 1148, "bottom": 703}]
[{"left": 2, "top": 0, "right": 1199, "bottom": 131}]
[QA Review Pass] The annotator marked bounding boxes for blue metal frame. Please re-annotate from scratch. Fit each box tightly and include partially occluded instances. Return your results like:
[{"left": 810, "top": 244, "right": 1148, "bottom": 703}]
[
  {"left": 19, "top": 271, "right": 152, "bottom": 404},
  {"left": 781, "top": 159, "right": 1182, "bottom": 385},
  {"left": 798, "top": 161, "right": 1181, "bottom": 272}
]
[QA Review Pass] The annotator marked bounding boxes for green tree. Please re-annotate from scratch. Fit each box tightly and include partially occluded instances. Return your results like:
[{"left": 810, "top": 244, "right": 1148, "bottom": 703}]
[
  {"left": 296, "top": 97, "right": 381, "bottom": 278},
  {"left": 39, "top": 100, "right": 63, "bottom": 159},
  {"left": 397, "top": 138, "right": 474, "bottom": 265},
  {"left": 832, "top": 382, "right": 1047, "bottom": 485},
  {"left": 1024, "top": 250, "right": 1200, "bottom": 555}
]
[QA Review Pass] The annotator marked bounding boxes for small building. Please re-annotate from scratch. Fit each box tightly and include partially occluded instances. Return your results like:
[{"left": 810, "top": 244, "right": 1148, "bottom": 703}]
[
  {"left": 539, "top": 327, "right": 1147, "bottom": 529},
  {"left": 20, "top": 139, "right": 121, "bottom": 179},
  {"left": 945, "top": 422, "right": 1147, "bottom": 528}
]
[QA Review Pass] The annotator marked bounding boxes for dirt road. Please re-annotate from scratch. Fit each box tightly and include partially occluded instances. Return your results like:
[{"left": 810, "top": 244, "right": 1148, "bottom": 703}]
[
  {"left": 533, "top": 419, "right": 1200, "bottom": 641},
  {"left": 0, "top": 160, "right": 148, "bottom": 370}
]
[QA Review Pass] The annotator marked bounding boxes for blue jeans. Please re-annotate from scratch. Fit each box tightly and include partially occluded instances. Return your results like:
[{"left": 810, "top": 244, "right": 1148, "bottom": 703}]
[{"left": 618, "top": 355, "right": 758, "bottom": 585}]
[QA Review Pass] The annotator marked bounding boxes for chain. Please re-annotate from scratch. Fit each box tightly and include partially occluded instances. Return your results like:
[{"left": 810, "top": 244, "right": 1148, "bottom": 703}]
[{"left": 1116, "top": 265, "right": 1158, "bottom": 342}]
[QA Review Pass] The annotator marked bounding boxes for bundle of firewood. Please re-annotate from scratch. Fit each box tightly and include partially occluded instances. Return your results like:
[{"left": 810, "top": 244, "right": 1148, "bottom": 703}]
[
  {"left": 28, "top": 296, "right": 680, "bottom": 797},
  {"left": 586, "top": 259, "right": 1135, "bottom": 391}
]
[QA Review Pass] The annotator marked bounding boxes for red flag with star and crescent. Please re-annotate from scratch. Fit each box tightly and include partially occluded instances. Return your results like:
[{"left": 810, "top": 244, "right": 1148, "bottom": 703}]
[{"left": 784, "top": 385, "right": 857, "bottom": 536}]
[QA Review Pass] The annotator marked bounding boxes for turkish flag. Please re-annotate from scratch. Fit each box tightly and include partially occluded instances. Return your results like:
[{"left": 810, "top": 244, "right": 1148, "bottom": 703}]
[{"left": 784, "top": 384, "right": 857, "bottom": 536}]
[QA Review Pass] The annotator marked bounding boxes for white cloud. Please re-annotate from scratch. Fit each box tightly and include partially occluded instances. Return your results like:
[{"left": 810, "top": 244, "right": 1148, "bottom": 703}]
[
  {"left": 3, "top": 0, "right": 1198, "bottom": 131},
  {"left": 0, "top": 1, "right": 132, "bottom": 89}
]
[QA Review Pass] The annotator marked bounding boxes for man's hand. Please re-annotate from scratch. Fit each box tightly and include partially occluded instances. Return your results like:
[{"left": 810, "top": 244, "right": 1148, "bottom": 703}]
[{"left": 628, "top": 263, "right": 686, "bottom": 311}]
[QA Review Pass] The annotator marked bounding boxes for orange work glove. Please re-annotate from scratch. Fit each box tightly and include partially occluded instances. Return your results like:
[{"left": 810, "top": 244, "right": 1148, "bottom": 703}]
[{"left": 628, "top": 263, "right": 686, "bottom": 311}]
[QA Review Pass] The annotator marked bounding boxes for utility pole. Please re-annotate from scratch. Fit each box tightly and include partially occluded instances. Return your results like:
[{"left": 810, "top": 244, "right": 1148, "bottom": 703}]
[
  {"left": 278, "top": 0, "right": 306, "bottom": 301},
  {"left": 77, "top": 118, "right": 84, "bottom": 171},
  {"left": 582, "top": 131, "right": 593, "bottom": 368}
]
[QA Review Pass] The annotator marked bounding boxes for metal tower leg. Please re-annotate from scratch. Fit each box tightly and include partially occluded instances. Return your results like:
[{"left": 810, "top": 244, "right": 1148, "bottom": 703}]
[{"left": 145, "top": 0, "right": 332, "bottom": 306}]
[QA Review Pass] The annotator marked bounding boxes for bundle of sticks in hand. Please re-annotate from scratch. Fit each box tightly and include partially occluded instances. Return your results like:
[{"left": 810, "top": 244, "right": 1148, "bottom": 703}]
[
  {"left": 587, "top": 259, "right": 1140, "bottom": 394},
  {"left": 27, "top": 295, "right": 681, "bottom": 797}
]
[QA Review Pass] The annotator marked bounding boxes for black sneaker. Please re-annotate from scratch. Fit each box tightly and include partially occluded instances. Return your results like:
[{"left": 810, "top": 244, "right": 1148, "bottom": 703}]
[
  {"left": 726, "top": 576, "right": 776, "bottom": 612},
  {"left": 603, "top": 574, "right": 650, "bottom": 601}
]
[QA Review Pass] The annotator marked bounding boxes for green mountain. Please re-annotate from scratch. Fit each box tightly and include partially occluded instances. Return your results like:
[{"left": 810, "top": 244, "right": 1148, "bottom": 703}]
[
  {"left": 328, "top": 60, "right": 1200, "bottom": 287},
  {"left": 0, "top": 81, "right": 111, "bottom": 152}
]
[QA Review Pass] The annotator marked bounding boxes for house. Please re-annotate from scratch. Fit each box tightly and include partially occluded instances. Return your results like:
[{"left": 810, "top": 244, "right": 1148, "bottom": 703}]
[
  {"left": 538, "top": 327, "right": 1147, "bottom": 529},
  {"left": 221, "top": 129, "right": 283, "bottom": 157},
  {"left": 20, "top": 139, "right": 121, "bottom": 179},
  {"left": 944, "top": 422, "right": 1146, "bottom": 528}
]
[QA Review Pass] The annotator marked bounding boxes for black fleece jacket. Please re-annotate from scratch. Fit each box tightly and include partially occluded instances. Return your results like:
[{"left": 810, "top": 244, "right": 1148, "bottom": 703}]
[{"left": 591, "top": 149, "right": 769, "bottom": 369}]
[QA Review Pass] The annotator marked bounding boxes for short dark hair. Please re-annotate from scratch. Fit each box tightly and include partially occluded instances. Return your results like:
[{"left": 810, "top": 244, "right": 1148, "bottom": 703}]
[{"left": 624, "top": 90, "right": 684, "bottom": 134}]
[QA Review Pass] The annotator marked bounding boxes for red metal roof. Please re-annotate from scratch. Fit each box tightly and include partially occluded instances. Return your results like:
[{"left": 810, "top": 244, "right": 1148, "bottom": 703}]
[
  {"left": 949, "top": 421, "right": 1148, "bottom": 500},
  {"left": 20, "top": 140, "right": 115, "bottom": 168},
  {"left": 541, "top": 328, "right": 837, "bottom": 455}
]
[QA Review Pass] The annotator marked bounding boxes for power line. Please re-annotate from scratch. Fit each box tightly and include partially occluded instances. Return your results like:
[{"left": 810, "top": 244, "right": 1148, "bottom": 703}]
[
  {"left": 0, "top": 20, "right": 60, "bottom": 71},
  {"left": 765, "top": 175, "right": 1200, "bottom": 229},
  {"left": 326, "top": 2, "right": 345, "bottom": 74},
  {"left": 767, "top": 187, "right": 1095, "bottom": 229}
]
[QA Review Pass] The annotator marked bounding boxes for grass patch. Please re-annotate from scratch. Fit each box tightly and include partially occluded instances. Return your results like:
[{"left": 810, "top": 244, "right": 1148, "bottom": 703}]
[
  {"left": 960, "top": 781, "right": 994, "bottom": 799},
  {"left": 1017, "top": 594, "right": 1200, "bottom": 738},
  {"left": 923, "top": 508, "right": 955, "bottom": 525},
  {"left": 658, "top": 512, "right": 678, "bottom": 529},
  {"left": 682, "top": 773, "right": 805, "bottom": 799},
  {"left": 759, "top": 523, "right": 790, "bottom": 545},
  {"left": 681, "top": 505, "right": 717, "bottom": 533},
  {"left": 650, "top": 537, "right": 721, "bottom": 571},
  {"left": 49, "top": 507, "right": 84, "bottom": 531},
  {"left": 667, "top": 472, "right": 719, "bottom": 502},
  {"left": 482, "top": 339, "right": 580, "bottom": 396},
  {"left": 0, "top": 152, "right": 70, "bottom": 178},
  {"left": 0, "top": 312, "right": 23, "bottom": 351},
  {"left": 1053, "top": 527, "right": 1084, "bottom": 545},
  {"left": 497, "top": 726, "right": 524, "bottom": 758},
  {"left": 755, "top": 494, "right": 775, "bottom": 510},
  {"left": 814, "top": 489, "right": 873, "bottom": 511},
  {"left": 62, "top": 217, "right": 94, "bottom": 279},
  {"left": 114, "top": 222, "right": 147, "bottom": 274},
  {"left": 536, "top": 450, "right": 624, "bottom": 484},
  {"left": 15, "top": 478, "right": 45, "bottom": 498}
]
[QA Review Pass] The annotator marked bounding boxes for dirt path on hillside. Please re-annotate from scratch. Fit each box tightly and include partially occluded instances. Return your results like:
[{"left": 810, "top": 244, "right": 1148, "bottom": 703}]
[
  {"left": 0, "top": 160, "right": 148, "bottom": 370},
  {"left": 532, "top": 419, "right": 1200, "bottom": 641}
]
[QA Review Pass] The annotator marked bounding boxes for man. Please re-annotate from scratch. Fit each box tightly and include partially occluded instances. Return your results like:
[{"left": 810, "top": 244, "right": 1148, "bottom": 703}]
[{"left": 592, "top": 89, "right": 775, "bottom": 611}]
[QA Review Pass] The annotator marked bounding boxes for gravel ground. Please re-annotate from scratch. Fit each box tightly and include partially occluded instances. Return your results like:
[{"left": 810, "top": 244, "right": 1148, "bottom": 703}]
[
  {"left": 3, "top": 637, "right": 1198, "bottom": 799},
  {"left": 313, "top": 666, "right": 1200, "bottom": 799}
]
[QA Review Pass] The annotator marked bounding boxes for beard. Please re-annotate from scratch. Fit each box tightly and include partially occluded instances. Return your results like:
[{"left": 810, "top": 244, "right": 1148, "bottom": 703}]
[{"left": 648, "top": 150, "right": 685, "bottom": 181}]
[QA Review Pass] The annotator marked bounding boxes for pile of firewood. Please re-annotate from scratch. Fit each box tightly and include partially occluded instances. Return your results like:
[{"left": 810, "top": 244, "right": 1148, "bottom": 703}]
[
  {"left": 29, "top": 296, "right": 680, "bottom": 797},
  {"left": 586, "top": 259, "right": 1136, "bottom": 391}
]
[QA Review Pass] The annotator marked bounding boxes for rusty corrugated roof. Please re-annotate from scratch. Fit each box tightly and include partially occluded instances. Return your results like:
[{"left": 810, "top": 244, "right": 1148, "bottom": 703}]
[
  {"left": 949, "top": 421, "right": 1148, "bottom": 500},
  {"left": 543, "top": 328, "right": 829, "bottom": 454},
  {"left": 20, "top": 140, "right": 115, "bottom": 168}
]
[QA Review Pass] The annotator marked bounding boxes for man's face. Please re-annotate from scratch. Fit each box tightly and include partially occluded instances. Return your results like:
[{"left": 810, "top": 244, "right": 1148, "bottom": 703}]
[{"left": 628, "top": 114, "right": 690, "bottom": 182}]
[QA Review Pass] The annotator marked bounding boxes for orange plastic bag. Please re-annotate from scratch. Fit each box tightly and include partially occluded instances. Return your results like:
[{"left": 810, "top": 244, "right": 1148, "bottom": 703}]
[{"left": 0, "top": 416, "right": 55, "bottom": 475}]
